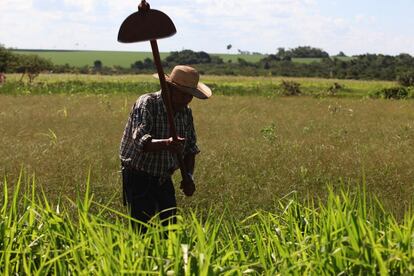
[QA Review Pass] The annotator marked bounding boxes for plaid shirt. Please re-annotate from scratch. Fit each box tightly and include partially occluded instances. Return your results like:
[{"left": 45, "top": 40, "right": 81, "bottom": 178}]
[{"left": 120, "top": 91, "right": 200, "bottom": 177}]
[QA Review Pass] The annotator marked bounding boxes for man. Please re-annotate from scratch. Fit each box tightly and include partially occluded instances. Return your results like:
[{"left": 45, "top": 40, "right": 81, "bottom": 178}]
[
  {"left": 119, "top": 65, "right": 211, "bottom": 231},
  {"left": 0, "top": 72, "right": 5, "bottom": 85}
]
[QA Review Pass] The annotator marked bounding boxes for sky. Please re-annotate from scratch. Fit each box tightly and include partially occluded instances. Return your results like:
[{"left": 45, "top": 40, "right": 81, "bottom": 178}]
[{"left": 1, "top": 0, "right": 413, "bottom": 56}]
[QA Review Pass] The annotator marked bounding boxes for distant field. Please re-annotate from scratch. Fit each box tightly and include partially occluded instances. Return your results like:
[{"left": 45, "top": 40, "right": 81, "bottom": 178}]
[
  {"left": 11, "top": 49, "right": 353, "bottom": 67},
  {"left": 11, "top": 49, "right": 265, "bottom": 66},
  {"left": 12, "top": 50, "right": 168, "bottom": 67}
]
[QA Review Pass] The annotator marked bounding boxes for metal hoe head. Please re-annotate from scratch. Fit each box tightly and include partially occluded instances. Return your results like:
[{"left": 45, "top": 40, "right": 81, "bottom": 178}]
[{"left": 118, "top": 1, "right": 176, "bottom": 43}]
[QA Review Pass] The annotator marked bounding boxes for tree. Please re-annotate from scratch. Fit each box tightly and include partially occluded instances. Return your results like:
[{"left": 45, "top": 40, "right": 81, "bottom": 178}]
[
  {"left": 15, "top": 54, "right": 53, "bottom": 83},
  {"left": 226, "top": 44, "right": 232, "bottom": 50},
  {"left": 93, "top": 60, "right": 103, "bottom": 72},
  {"left": 289, "top": 46, "right": 329, "bottom": 58},
  {"left": 143, "top": 58, "right": 154, "bottom": 68},
  {"left": 396, "top": 53, "right": 414, "bottom": 66},
  {"left": 276, "top": 47, "right": 286, "bottom": 58},
  {"left": 130, "top": 58, "right": 154, "bottom": 72},
  {"left": 0, "top": 44, "right": 13, "bottom": 72},
  {"left": 165, "top": 50, "right": 211, "bottom": 64},
  {"left": 276, "top": 46, "right": 329, "bottom": 58},
  {"left": 131, "top": 60, "right": 144, "bottom": 70}
]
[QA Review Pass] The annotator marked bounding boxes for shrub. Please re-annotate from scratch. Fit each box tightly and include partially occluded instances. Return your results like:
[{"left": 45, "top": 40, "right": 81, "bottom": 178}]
[
  {"left": 326, "top": 82, "right": 344, "bottom": 95},
  {"left": 370, "top": 87, "right": 408, "bottom": 99},
  {"left": 280, "top": 80, "right": 301, "bottom": 96},
  {"left": 260, "top": 123, "right": 277, "bottom": 142}
]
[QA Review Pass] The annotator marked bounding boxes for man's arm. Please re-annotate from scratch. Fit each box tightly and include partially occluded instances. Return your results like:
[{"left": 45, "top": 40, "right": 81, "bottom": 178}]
[
  {"left": 183, "top": 153, "right": 195, "bottom": 175},
  {"left": 180, "top": 153, "right": 196, "bottom": 196},
  {"left": 143, "top": 137, "right": 185, "bottom": 153},
  {"left": 179, "top": 108, "right": 199, "bottom": 196},
  {"left": 144, "top": 136, "right": 196, "bottom": 196}
]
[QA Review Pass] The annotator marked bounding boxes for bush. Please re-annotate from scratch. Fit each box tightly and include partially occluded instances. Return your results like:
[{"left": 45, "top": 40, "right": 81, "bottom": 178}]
[
  {"left": 370, "top": 87, "right": 408, "bottom": 99},
  {"left": 280, "top": 80, "right": 301, "bottom": 96},
  {"left": 326, "top": 82, "right": 344, "bottom": 95}
]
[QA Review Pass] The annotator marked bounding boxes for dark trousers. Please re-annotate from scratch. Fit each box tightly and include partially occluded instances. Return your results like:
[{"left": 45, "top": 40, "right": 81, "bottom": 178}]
[{"left": 122, "top": 166, "right": 177, "bottom": 232}]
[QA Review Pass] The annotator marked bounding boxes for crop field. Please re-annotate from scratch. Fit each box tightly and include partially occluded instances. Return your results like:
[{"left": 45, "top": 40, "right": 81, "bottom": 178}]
[
  {"left": 1, "top": 74, "right": 413, "bottom": 274},
  {"left": 11, "top": 50, "right": 170, "bottom": 68},
  {"left": 12, "top": 50, "right": 258, "bottom": 67},
  {"left": 11, "top": 50, "right": 353, "bottom": 67}
]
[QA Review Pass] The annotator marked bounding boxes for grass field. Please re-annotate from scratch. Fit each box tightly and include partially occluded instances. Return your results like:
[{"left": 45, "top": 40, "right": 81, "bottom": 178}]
[
  {"left": 1, "top": 73, "right": 401, "bottom": 98},
  {"left": 1, "top": 74, "right": 413, "bottom": 273},
  {"left": 11, "top": 49, "right": 353, "bottom": 67}
]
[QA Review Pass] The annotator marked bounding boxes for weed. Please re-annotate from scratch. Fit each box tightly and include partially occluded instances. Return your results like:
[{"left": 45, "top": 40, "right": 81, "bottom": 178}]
[
  {"left": 280, "top": 80, "right": 301, "bottom": 96},
  {"left": 261, "top": 123, "right": 278, "bottom": 142}
]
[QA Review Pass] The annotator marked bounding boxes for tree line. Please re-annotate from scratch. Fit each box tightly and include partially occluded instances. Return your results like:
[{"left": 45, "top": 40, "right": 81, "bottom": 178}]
[{"left": 1, "top": 44, "right": 414, "bottom": 84}]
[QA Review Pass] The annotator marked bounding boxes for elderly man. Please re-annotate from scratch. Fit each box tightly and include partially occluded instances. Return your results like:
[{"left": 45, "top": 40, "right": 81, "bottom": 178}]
[{"left": 120, "top": 65, "right": 211, "bottom": 231}]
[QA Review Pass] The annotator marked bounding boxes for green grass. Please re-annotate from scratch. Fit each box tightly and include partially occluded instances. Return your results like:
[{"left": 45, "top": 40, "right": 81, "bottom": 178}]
[
  {"left": 1, "top": 175, "right": 413, "bottom": 274},
  {"left": 1, "top": 73, "right": 404, "bottom": 98}
]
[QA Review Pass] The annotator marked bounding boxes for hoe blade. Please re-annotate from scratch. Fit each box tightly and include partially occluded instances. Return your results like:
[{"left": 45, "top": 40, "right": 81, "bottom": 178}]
[{"left": 118, "top": 9, "right": 176, "bottom": 43}]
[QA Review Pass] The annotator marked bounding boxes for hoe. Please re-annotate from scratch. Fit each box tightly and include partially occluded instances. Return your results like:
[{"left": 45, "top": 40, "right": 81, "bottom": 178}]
[{"left": 118, "top": 0, "right": 194, "bottom": 196}]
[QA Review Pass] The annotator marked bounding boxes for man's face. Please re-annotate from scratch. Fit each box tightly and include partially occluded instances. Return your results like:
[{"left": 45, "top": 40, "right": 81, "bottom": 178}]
[{"left": 170, "top": 84, "right": 193, "bottom": 112}]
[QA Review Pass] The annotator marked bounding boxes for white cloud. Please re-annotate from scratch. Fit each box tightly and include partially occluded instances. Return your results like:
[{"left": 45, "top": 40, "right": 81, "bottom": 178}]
[
  {"left": 63, "top": 0, "right": 97, "bottom": 12},
  {"left": 0, "top": 0, "right": 413, "bottom": 55},
  {"left": 0, "top": 0, "right": 32, "bottom": 10}
]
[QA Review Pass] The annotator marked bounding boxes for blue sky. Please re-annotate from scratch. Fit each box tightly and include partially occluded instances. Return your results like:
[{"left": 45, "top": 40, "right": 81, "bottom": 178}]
[{"left": 1, "top": 0, "right": 413, "bottom": 55}]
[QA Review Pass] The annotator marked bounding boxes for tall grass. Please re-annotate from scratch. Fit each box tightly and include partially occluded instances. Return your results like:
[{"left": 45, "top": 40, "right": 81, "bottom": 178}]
[
  {"left": 2, "top": 73, "right": 406, "bottom": 98},
  {"left": 1, "top": 175, "right": 413, "bottom": 274}
]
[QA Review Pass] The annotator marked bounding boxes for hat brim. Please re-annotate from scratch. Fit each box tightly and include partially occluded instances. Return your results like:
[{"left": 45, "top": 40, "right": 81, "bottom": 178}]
[{"left": 152, "top": 73, "right": 212, "bottom": 99}]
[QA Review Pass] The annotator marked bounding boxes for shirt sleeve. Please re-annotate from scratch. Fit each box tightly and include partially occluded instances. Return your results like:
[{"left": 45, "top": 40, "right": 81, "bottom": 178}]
[
  {"left": 131, "top": 97, "right": 153, "bottom": 152},
  {"left": 184, "top": 108, "right": 200, "bottom": 156}
]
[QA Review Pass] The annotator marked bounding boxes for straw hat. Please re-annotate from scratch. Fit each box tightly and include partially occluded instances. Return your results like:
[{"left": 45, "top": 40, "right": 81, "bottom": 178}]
[{"left": 154, "top": 65, "right": 212, "bottom": 99}]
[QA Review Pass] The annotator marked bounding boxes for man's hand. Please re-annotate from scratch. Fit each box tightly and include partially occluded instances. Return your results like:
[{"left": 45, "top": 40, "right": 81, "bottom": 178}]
[
  {"left": 144, "top": 137, "right": 185, "bottom": 153},
  {"left": 166, "top": 137, "right": 185, "bottom": 154},
  {"left": 180, "top": 173, "right": 195, "bottom": 196}
]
